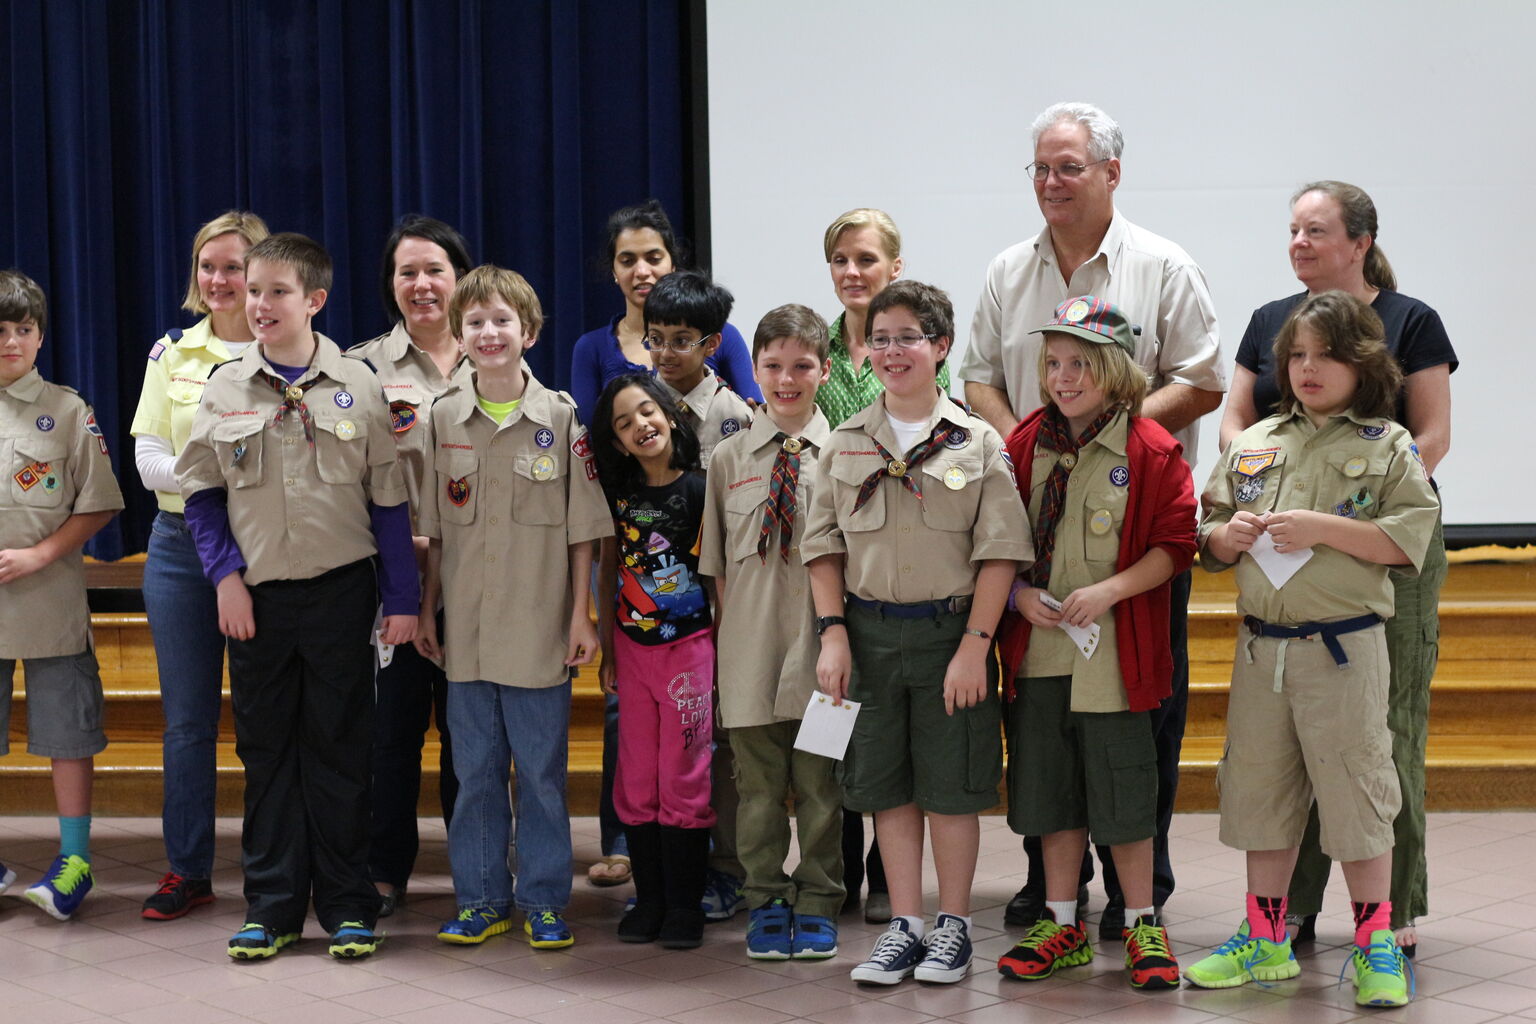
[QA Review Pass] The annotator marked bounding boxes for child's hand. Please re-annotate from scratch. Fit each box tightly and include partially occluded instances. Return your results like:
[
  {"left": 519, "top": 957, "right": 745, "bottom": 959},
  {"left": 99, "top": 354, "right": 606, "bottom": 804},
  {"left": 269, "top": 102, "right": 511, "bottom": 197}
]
[
  {"left": 1060, "top": 580, "right": 1117, "bottom": 629},
  {"left": 414, "top": 614, "right": 442, "bottom": 662},
  {"left": 1264, "top": 509, "right": 1327, "bottom": 553},
  {"left": 566, "top": 613, "right": 599, "bottom": 667},
  {"left": 380, "top": 614, "right": 418, "bottom": 646},
  {"left": 0, "top": 546, "right": 47, "bottom": 585},
  {"left": 215, "top": 573, "right": 255, "bottom": 641},
  {"left": 816, "top": 629, "right": 852, "bottom": 704},
  {"left": 942, "top": 646, "right": 989, "bottom": 715},
  {"left": 599, "top": 654, "right": 618, "bottom": 696},
  {"left": 1017, "top": 587, "right": 1064, "bottom": 629},
  {"left": 1224, "top": 510, "right": 1268, "bottom": 553}
]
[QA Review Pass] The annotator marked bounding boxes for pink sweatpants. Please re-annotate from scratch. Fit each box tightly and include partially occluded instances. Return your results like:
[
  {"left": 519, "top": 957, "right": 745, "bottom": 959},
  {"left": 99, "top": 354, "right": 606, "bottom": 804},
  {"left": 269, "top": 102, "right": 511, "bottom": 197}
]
[{"left": 613, "top": 628, "right": 716, "bottom": 830}]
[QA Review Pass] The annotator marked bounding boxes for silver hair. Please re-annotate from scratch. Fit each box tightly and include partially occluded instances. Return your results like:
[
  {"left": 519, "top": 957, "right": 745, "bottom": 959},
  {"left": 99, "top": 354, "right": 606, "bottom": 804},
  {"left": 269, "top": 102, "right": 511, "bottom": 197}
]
[{"left": 1030, "top": 102, "right": 1124, "bottom": 161}]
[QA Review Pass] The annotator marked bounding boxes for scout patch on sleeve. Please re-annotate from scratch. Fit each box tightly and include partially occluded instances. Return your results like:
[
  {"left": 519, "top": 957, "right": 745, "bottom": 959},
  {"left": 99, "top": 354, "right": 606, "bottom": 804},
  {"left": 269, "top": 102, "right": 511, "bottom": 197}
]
[
  {"left": 1234, "top": 449, "right": 1279, "bottom": 477},
  {"left": 148, "top": 341, "right": 166, "bottom": 361},
  {"left": 85, "top": 412, "right": 108, "bottom": 455},
  {"left": 1410, "top": 442, "right": 1428, "bottom": 479},
  {"left": 571, "top": 434, "right": 592, "bottom": 459},
  {"left": 999, "top": 448, "right": 1017, "bottom": 486},
  {"left": 447, "top": 476, "right": 470, "bottom": 507}
]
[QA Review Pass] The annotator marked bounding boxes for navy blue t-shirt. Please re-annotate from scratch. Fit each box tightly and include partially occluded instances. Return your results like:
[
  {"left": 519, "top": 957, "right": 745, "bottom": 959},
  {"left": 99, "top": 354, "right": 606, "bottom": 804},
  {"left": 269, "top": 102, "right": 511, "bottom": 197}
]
[{"left": 610, "top": 472, "right": 711, "bottom": 646}]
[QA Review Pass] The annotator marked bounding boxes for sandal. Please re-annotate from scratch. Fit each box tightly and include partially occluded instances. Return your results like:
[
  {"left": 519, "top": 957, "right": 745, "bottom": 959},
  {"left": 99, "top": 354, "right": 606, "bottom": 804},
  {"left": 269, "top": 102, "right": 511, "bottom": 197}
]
[{"left": 587, "top": 855, "right": 632, "bottom": 887}]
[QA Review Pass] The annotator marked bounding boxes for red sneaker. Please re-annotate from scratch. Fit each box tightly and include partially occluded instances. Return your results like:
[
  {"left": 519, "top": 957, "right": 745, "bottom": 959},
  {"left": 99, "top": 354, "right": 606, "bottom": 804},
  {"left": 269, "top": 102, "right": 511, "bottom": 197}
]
[
  {"left": 1124, "top": 915, "right": 1180, "bottom": 990},
  {"left": 998, "top": 910, "right": 1093, "bottom": 980}
]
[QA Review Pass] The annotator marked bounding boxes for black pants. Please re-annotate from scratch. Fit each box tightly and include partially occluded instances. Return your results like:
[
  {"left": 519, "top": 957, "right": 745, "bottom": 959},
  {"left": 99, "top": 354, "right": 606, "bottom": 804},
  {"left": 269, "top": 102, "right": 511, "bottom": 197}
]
[
  {"left": 229, "top": 559, "right": 382, "bottom": 932},
  {"left": 1023, "top": 569, "right": 1190, "bottom": 906},
  {"left": 369, "top": 611, "right": 455, "bottom": 889}
]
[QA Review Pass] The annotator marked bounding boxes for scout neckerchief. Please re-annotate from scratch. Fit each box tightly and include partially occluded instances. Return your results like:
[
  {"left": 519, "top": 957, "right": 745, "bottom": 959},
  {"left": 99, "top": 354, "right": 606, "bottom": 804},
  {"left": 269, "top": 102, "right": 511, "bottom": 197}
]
[
  {"left": 1029, "top": 404, "right": 1118, "bottom": 588},
  {"left": 850, "top": 419, "right": 954, "bottom": 516},
  {"left": 758, "top": 432, "right": 809, "bottom": 563},
  {"left": 262, "top": 350, "right": 320, "bottom": 446}
]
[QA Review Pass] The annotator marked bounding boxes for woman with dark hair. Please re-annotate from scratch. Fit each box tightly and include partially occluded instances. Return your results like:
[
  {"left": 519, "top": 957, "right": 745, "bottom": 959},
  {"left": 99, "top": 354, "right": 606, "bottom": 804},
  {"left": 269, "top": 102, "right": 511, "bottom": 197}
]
[
  {"left": 1220, "top": 181, "right": 1457, "bottom": 958},
  {"left": 132, "top": 211, "right": 270, "bottom": 920},
  {"left": 569, "top": 199, "right": 760, "bottom": 426},
  {"left": 348, "top": 214, "right": 475, "bottom": 917}
]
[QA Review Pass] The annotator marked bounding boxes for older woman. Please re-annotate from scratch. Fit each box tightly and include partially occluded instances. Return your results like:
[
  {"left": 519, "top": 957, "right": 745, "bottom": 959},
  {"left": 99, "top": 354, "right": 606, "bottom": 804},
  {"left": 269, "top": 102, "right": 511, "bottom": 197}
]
[
  {"left": 349, "top": 215, "right": 475, "bottom": 917},
  {"left": 816, "top": 208, "right": 950, "bottom": 428},
  {"left": 1221, "top": 181, "right": 1456, "bottom": 957},
  {"left": 131, "top": 211, "right": 269, "bottom": 919}
]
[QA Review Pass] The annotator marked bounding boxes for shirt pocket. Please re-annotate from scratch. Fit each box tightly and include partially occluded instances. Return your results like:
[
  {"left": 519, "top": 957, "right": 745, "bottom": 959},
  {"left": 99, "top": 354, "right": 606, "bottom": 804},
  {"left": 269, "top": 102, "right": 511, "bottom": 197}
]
[
  {"left": 211, "top": 418, "right": 266, "bottom": 490},
  {"left": 313, "top": 412, "right": 369, "bottom": 485},
  {"left": 512, "top": 452, "right": 565, "bottom": 526},
  {"left": 435, "top": 448, "right": 479, "bottom": 525},
  {"left": 725, "top": 481, "right": 770, "bottom": 563},
  {"left": 166, "top": 375, "right": 208, "bottom": 408},
  {"left": 1082, "top": 462, "right": 1130, "bottom": 565},
  {"left": 9, "top": 437, "right": 69, "bottom": 508},
  {"left": 917, "top": 453, "right": 983, "bottom": 533},
  {"left": 1323, "top": 451, "right": 1394, "bottom": 521},
  {"left": 1228, "top": 449, "right": 1286, "bottom": 515},
  {"left": 828, "top": 456, "right": 886, "bottom": 533}
]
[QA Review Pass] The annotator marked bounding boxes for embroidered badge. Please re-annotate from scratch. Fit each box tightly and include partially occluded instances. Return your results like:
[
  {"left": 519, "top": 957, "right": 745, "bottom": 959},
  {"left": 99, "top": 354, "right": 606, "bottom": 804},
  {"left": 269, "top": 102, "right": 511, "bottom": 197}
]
[
  {"left": 1109, "top": 466, "right": 1130, "bottom": 487},
  {"left": 721, "top": 418, "right": 741, "bottom": 436},
  {"left": 1357, "top": 423, "right": 1388, "bottom": 440},
  {"left": 13, "top": 462, "right": 46, "bottom": 491},
  {"left": 85, "top": 411, "right": 108, "bottom": 455},
  {"left": 535, "top": 428, "right": 555, "bottom": 449},
  {"left": 571, "top": 434, "right": 592, "bottom": 459},
  {"left": 1000, "top": 448, "right": 1017, "bottom": 486},
  {"left": 148, "top": 342, "right": 166, "bottom": 361},
  {"left": 585, "top": 459, "right": 598, "bottom": 481},
  {"left": 334, "top": 390, "right": 354, "bottom": 409},
  {"left": 1410, "top": 442, "right": 1429, "bottom": 479},
  {"left": 1235, "top": 476, "right": 1265, "bottom": 504},
  {"left": 41, "top": 468, "right": 59, "bottom": 493},
  {"left": 1234, "top": 450, "right": 1278, "bottom": 477},
  {"left": 447, "top": 476, "right": 470, "bottom": 507},
  {"left": 35, "top": 415, "right": 55, "bottom": 432},
  {"left": 389, "top": 400, "right": 417, "bottom": 433},
  {"left": 943, "top": 427, "right": 971, "bottom": 450}
]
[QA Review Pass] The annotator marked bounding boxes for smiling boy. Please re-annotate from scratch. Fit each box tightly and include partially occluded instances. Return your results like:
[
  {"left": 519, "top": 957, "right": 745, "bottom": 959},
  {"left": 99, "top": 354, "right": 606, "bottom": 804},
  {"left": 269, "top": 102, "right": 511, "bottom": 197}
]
[{"left": 645, "top": 270, "right": 752, "bottom": 472}]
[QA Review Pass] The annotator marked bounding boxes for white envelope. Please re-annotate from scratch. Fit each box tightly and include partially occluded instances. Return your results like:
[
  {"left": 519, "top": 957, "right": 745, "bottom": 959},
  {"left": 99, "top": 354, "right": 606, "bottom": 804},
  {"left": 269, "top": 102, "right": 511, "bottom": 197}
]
[{"left": 793, "top": 691, "right": 861, "bottom": 760}]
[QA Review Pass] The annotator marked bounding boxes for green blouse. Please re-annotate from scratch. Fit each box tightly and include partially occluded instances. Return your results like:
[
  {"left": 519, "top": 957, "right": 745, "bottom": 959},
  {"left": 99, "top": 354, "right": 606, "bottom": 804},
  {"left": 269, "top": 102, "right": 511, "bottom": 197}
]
[{"left": 814, "top": 312, "right": 954, "bottom": 428}]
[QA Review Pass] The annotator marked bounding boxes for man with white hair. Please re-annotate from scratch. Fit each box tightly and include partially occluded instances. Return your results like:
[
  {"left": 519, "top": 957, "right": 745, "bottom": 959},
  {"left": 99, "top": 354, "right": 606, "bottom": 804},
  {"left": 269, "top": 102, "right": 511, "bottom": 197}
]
[{"left": 960, "top": 101, "right": 1224, "bottom": 950}]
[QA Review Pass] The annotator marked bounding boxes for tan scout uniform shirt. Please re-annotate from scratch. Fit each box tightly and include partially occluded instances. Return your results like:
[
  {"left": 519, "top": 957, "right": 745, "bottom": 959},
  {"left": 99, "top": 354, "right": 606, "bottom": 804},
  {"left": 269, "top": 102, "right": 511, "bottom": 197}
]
[
  {"left": 700, "top": 409, "right": 830, "bottom": 728},
  {"left": 417, "top": 371, "right": 610, "bottom": 688},
  {"left": 1199, "top": 408, "right": 1439, "bottom": 624},
  {"left": 346, "top": 323, "right": 471, "bottom": 528},
  {"left": 801, "top": 392, "right": 1033, "bottom": 603},
  {"left": 176, "top": 334, "right": 407, "bottom": 586},
  {"left": 1021, "top": 410, "right": 1131, "bottom": 712},
  {"left": 129, "top": 317, "right": 242, "bottom": 513},
  {"left": 664, "top": 369, "right": 752, "bottom": 470},
  {"left": 1, "top": 370, "right": 125, "bottom": 658}
]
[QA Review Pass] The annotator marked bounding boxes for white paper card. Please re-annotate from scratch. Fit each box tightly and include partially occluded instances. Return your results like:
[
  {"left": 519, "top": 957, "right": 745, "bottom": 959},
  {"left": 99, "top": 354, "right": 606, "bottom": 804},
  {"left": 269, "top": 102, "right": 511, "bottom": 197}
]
[
  {"left": 372, "top": 607, "right": 396, "bottom": 669},
  {"left": 1249, "top": 531, "right": 1312, "bottom": 589},
  {"left": 794, "top": 691, "right": 861, "bottom": 760},
  {"left": 1039, "top": 591, "right": 1101, "bottom": 660}
]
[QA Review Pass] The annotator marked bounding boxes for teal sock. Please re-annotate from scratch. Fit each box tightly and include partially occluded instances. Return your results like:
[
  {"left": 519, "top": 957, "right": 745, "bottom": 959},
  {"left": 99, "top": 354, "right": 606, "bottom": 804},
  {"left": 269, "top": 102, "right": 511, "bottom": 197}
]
[{"left": 59, "top": 815, "right": 91, "bottom": 861}]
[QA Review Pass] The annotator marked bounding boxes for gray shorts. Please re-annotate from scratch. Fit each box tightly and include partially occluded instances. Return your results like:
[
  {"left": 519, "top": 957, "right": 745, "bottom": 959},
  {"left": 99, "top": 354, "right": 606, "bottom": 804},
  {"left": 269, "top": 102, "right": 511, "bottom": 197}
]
[{"left": 1, "top": 650, "right": 108, "bottom": 759}]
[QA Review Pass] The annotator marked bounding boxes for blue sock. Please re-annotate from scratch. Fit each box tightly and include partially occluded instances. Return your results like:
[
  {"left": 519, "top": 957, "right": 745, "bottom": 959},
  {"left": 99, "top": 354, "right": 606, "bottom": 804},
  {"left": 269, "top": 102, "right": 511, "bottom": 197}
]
[{"left": 59, "top": 815, "right": 91, "bottom": 861}]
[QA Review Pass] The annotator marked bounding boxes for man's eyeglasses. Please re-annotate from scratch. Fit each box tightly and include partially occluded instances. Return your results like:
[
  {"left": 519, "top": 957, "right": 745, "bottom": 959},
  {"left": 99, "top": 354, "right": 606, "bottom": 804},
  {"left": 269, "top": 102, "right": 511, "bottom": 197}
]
[
  {"left": 1025, "top": 158, "right": 1109, "bottom": 182},
  {"left": 867, "top": 333, "right": 937, "bottom": 350}
]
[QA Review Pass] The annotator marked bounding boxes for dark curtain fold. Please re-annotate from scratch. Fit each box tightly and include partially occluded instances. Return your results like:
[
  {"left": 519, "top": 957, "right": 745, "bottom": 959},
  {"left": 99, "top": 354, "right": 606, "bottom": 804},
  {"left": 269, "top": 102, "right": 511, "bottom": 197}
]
[{"left": 1, "top": 0, "right": 690, "bottom": 559}]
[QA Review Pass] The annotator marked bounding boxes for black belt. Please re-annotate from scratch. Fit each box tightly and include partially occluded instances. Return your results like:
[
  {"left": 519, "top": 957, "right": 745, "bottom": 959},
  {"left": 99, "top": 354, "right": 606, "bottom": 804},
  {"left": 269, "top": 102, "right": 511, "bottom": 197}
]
[
  {"left": 847, "top": 594, "right": 972, "bottom": 619},
  {"left": 1242, "top": 612, "right": 1381, "bottom": 667}
]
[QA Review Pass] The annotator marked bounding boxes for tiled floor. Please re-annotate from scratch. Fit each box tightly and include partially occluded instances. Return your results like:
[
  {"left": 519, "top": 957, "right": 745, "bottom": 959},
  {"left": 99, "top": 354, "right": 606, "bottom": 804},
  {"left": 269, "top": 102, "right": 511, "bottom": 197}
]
[{"left": 2, "top": 812, "right": 1535, "bottom": 1022}]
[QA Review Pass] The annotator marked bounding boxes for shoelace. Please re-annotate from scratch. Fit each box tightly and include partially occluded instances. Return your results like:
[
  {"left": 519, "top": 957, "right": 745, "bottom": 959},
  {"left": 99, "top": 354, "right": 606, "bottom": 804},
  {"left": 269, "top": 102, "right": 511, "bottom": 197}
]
[
  {"left": 1126, "top": 921, "right": 1172, "bottom": 960},
  {"left": 1210, "top": 933, "right": 1283, "bottom": 990},
  {"left": 1019, "top": 917, "right": 1069, "bottom": 951},
  {"left": 48, "top": 857, "right": 89, "bottom": 894},
  {"left": 924, "top": 923, "right": 967, "bottom": 961},
  {"left": 154, "top": 872, "right": 186, "bottom": 895},
  {"left": 868, "top": 926, "right": 916, "bottom": 963},
  {"left": 458, "top": 906, "right": 498, "bottom": 923},
  {"left": 1339, "top": 938, "right": 1416, "bottom": 998},
  {"left": 531, "top": 911, "right": 560, "bottom": 927}
]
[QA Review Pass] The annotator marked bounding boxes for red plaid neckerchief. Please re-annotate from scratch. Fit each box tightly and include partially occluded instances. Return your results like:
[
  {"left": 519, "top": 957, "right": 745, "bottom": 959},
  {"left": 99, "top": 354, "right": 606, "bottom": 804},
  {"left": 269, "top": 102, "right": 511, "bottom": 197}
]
[
  {"left": 850, "top": 420, "right": 952, "bottom": 516},
  {"left": 757, "top": 432, "right": 807, "bottom": 563},
  {"left": 263, "top": 372, "right": 318, "bottom": 446},
  {"left": 1029, "top": 405, "right": 1118, "bottom": 588}
]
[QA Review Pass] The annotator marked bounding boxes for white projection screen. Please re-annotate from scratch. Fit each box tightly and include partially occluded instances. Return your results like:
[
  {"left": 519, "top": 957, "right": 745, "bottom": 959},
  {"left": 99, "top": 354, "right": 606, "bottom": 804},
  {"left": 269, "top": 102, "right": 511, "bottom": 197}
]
[{"left": 706, "top": 0, "right": 1536, "bottom": 528}]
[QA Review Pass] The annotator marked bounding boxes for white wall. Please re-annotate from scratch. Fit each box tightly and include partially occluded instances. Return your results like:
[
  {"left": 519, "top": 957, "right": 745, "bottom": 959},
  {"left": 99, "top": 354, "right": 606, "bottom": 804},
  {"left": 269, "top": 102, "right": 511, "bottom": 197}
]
[{"left": 707, "top": 0, "right": 1536, "bottom": 526}]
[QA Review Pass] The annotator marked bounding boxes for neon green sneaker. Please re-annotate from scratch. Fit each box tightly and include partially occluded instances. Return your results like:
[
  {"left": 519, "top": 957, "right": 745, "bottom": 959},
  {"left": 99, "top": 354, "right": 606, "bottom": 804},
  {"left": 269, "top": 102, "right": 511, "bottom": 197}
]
[
  {"left": 1183, "top": 920, "right": 1300, "bottom": 989},
  {"left": 1349, "top": 929, "right": 1412, "bottom": 1007}
]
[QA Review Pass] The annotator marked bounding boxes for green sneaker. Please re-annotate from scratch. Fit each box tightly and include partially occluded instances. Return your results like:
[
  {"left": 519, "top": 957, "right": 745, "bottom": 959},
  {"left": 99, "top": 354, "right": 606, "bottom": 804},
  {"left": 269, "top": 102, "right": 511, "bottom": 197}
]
[
  {"left": 1349, "top": 929, "right": 1412, "bottom": 1007},
  {"left": 1183, "top": 920, "right": 1300, "bottom": 989},
  {"left": 228, "top": 923, "right": 300, "bottom": 960}
]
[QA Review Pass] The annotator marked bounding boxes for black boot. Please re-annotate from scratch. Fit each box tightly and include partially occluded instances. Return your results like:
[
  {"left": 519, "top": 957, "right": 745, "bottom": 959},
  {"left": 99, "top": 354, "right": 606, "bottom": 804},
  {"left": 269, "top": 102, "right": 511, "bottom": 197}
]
[
  {"left": 617, "top": 823, "right": 664, "bottom": 943},
  {"left": 658, "top": 825, "right": 709, "bottom": 949}
]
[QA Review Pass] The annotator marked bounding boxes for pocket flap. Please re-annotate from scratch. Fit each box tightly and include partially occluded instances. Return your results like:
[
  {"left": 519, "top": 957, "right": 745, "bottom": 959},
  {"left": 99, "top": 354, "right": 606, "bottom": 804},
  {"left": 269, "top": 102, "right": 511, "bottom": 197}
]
[{"left": 211, "top": 417, "right": 266, "bottom": 443}]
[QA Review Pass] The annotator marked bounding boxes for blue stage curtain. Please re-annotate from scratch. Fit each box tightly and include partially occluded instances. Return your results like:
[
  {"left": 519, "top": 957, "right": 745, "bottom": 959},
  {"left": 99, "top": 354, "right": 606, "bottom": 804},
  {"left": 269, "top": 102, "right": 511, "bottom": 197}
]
[{"left": 1, "top": 0, "right": 689, "bottom": 558}]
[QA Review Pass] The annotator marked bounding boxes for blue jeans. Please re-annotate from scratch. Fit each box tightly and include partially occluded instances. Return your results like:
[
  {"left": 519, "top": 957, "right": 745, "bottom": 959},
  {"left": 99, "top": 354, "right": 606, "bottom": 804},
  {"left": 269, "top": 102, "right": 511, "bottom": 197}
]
[
  {"left": 447, "top": 679, "right": 572, "bottom": 913},
  {"left": 142, "top": 511, "right": 226, "bottom": 879}
]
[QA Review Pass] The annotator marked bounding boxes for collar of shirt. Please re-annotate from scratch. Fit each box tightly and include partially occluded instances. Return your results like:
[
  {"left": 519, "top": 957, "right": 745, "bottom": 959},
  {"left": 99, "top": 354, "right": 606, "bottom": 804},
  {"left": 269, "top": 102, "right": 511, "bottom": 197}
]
[
  {"left": 225, "top": 332, "right": 347, "bottom": 386},
  {"left": 448, "top": 369, "right": 555, "bottom": 431},
  {"left": 743, "top": 405, "right": 830, "bottom": 456},
  {"left": 375, "top": 321, "right": 469, "bottom": 384},
  {"left": 173, "top": 316, "right": 237, "bottom": 360},
  {"left": 842, "top": 390, "right": 956, "bottom": 455},
  {"left": 0, "top": 368, "right": 46, "bottom": 404},
  {"left": 1034, "top": 208, "right": 1128, "bottom": 277},
  {"left": 674, "top": 369, "right": 726, "bottom": 415}
]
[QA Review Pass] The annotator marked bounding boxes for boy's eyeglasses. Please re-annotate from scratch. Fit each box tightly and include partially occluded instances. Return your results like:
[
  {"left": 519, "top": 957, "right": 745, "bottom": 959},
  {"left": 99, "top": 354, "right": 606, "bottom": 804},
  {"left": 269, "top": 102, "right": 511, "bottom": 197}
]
[
  {"left": 1024, "top": 158, "right": 1109, "bottom": 182},
  {"left": 867, "top": 333, "right": 937, "bottom": 350},
  {"left": 642, "top": 334, "right": 714, "bottom": 353}
]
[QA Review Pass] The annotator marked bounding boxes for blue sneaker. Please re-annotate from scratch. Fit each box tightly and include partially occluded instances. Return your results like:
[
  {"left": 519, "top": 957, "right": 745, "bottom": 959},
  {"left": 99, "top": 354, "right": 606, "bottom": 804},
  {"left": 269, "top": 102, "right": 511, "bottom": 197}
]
[
  {"left": 701, "top": 868, "right": 745, "bottom": 921},
  {"left": 746, "top": 899, "right": 793, "bottom": 960},
  {"left": 850, "top": 919, "right": 926, "bottom": 985},
  {"left": 915, "top": 912, "right": 972, "bottom": 983},
  {"left": 0, "top": 861, "right": 15, "bottom": 895},
  {"left": 438, "top": 905, "right": 513, "bottom": 945},
  {"left": 524, "top": 910, "right": 575, "bottom": 949},
  {"left": 328, "top": 921, "right": 381, "bottom": 959},
  {"left": 791, "top": 912, "right": 838, "bottom": 960},
  {"left": 228, "top": 922, "right": 300, "bottom": 960},
  {"left": 25, "top": 854, "right": 93, "bottom": 920}
]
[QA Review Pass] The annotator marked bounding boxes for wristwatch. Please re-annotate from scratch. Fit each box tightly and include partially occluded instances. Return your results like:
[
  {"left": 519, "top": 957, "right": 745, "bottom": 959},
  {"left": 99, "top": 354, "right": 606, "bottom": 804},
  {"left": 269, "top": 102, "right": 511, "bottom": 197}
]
[{"left": 814, "top": 615, "right": 847, "bottom": 636}]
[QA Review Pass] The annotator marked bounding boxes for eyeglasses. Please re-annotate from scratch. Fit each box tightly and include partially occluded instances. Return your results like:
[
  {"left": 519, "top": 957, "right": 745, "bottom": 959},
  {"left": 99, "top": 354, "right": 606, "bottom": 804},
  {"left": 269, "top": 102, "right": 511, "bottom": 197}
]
[
  {"left": 867, "top": 333, "right": 937, "bottom": 350},
  {"left": 1025, "top": 158, "right": 1109, "bottom": 182},
  {"left": 642, "top": 333, "right": 713, "bottom": 353}
]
